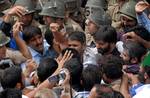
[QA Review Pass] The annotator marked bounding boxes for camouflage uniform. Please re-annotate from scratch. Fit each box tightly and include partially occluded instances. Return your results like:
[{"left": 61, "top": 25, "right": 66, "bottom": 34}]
[
  {"left": 0, "top": 31, "right": 26, "bottom": 65},
  {"left": 119, "top": 0, "right": 137, "bottom": 20},
  {"left": 14, "top": 0, "right": 45, "bottom": 32},
  {"left": 40, "top": 0, "right": 83, "bottom": 33}
]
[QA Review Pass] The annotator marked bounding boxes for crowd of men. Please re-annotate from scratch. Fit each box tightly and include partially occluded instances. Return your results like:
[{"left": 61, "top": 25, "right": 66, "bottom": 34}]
[{"left": 0, "top": 0, "right": 150, "bottom": 98}]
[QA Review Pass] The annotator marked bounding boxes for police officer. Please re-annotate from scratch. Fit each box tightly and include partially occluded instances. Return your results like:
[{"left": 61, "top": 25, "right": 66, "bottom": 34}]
[
  {"left": 4, "top": 0, "right": 44, "bottom": 49},
  {"left": 40, "top": 0, "right": 83, "bottom": 52},
  {"left": 64, "top": 0, "right": 84, "bottom": 33},
  {"left": 119, "top": 0, "right": 138, "bottom": 32},
  {"left": 14, "top": 0, "right": 42, "bottom": 28},
  {"left": 86, "top": 0, "right": 108, "bottom": 11},
  {"left": 40, "top": 0, "right": 83, "bottom": 33},
  {"left": 0, "top": 31, "right": 26, "bottom": 64},
  {"left": 0, "top": 31, "right": 10, "bottom": 60},
  {"left": 85, "top": 1, "right": 112, "bottom": 47},
  {"left": 107, "top": 0, "right": 128, "bottom": 32}
]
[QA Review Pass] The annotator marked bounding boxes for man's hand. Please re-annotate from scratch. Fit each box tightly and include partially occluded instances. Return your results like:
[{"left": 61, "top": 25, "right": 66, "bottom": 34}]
[
  {"left": 135, "top": 1, "right": 149, "bottom": 13},
  {"left": 24, "top": 59, "right": 37, "bottom": 77},
  {"left": 123, "top": 32, "right": 150, "bottom": 49},
  {"left": 56, "top": 50, "right": 73, "bottom": 68},
  {"left": 7, "top": 6, "right": 27, "bottom": 17},
  {"left": 123, "top": 32, "right": 140, "bottom": 42},
  {"left": 50, "top": 23, "right": 60, "bottom": 33},
  {"left": 60, "top": 68, "right": 71, "bottom": 98},
  {"left": 26, "top": 59, "right": 37, "bottom": 73},
  {"left": 12, "top": 21, "right": 23, "bottom": 38}
]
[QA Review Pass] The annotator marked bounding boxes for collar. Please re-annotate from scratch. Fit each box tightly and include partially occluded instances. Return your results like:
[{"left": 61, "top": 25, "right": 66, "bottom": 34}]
[{"left": 28, "top": 47, "right": 42, "bottom": 58}]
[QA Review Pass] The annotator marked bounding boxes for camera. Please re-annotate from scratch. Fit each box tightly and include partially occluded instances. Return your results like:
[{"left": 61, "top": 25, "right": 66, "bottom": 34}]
[
  {"left": 48, "top": 69, "right": 66, "bottom": 84},
  {"left": 59, "top": 70, "right": 66, "bottom": 80},
  {"left": 58, "top": 70, "right": 66, "bottom": 85}
]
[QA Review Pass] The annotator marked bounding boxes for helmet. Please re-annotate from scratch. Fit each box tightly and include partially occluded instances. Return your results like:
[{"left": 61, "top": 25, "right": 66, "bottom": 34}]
[
  {"left": 35, "top": 0, "right": 51, "bottom": 11},
  {"left": 0, "top": 31, "right": 10, "bottom": 47},
  {"left": 39, "top": 0, "right": 65, "bottom": 18},
  {"left": 120, "top": 0, "right": 137, "bottom": 19},
  {"left": 0, "top": 0, "right": 11, "bottom": 12},
  {"left": 64, "top": 0, "right": 81, "bottom": 13},
  {"left": 87, "top": 7, "right": 112, "bottom": 26},
  {"left": 86, "top": 0, "right": 108, "bottom": 11},
  {"left": 14, "top": 0, "right": 35, "bottom": 14}
]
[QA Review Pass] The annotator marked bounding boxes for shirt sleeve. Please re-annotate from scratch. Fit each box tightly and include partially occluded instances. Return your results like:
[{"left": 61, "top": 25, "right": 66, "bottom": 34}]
[{"left": 137, "top": 12, "right": 150, "bottom": 33}]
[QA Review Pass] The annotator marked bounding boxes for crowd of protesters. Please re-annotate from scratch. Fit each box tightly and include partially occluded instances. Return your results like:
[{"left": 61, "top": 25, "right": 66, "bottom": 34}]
[{"left": 0, "top": 0, "right": 150, "bottom": 98}]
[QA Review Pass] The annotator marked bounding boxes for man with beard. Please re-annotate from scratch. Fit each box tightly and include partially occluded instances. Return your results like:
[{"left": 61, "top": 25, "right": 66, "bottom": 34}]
[
  {"left": 13, "top": 21, "right": 47, "bottom": 65},
  {"left": 120, "top": 40, "right": 147, "bottom": 97},
  {"left": 120, "top": 40, "right": 147, "bottom": 67},
  {"left": 93, "top": 25, "right": 120, "bottom": 57}
]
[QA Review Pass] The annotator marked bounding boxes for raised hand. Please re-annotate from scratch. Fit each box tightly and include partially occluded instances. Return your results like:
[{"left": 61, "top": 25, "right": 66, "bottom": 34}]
[
  {"left": 56, "top": 50, "right": 73, "bottom": 68},
  {"left": 7, "top": 6, "right": 27, "bottom": 17},
  {"left": 123, "top": 32, "right": 140, "bottom": 42},
  {"left": 135, "top": 1, "right": 149, "bottom": 13},
  {"left": 49, "top": 23, "right": 60, "bottom": 33},
  {"left": 12, "top": 21, "right": 23, "bottom": 38},
  {"left": 25, "top": 59, "right": 37, "bottom": 73}
]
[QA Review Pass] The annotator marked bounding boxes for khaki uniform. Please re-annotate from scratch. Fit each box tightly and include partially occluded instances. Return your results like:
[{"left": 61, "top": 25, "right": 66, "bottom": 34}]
[
  {"left": 84, "top": 26, "right": 95, "bottom": 47},
  {"left": 107, "top": 0, "right": 117, "bottom": 7},
  {"left": 31, "top": 19, "right": 47, "bottom": 34},
  {"left": 107, "top": 2, "right": 122, "bottom": 31},
  {"left": 65, "top": 18, "right": 83, "bottom": 34}
]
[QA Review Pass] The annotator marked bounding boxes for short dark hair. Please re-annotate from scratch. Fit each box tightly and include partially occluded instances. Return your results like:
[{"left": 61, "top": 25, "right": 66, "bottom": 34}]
[
  {"left": 64, "top": 58, "right": 83, "bottom": 91},
  {"left": 102, "top": 55, "right": 123, "bottom": 80},
  {"left": 45, "top": 29, "right": 54, "bottom": 47},
  {"left": 23, "top": 26, "right": 42, "bottom": 43},
  {"left": 94, "top": 26, "right": 117, "bottom": 43},
  {"left": 68, "top": 31, "right": 86, "bottom": 45},
  {"left": 123, "top": 40, "right": 147, "bottom": 63},
  {"left": 0, "top": 88, "right": 22, "bottom": 98},
  {"left": 94, "top": 84, "right": 113, "bottom": 98},
  {"left": 113, "top": 91, "right": 124, "bottom": 98},
  {"left": 81, "top": 65, "right": 102, "bottom": 91},
  {"left": 94, "top": 84, "right": 124, "bottom": 98},
  {"left": 61, "top": 48, "right": 81, "bottom": 60},
  {"left": 37, "top": 57, "right": 58, "bottom": 82},
  {"left": 127, "top": 25, "right": 150, "bottom": 41},
  {"left": 1, "top": 66, "right": 22, "bottom": 89}
]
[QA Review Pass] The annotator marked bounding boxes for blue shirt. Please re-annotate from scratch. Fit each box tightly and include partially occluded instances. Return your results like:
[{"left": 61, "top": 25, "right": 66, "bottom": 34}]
[
  {"left": 129, "top": 83, "right": 143, "bottom": 97},
  {"left": 137, "top": 12, "right": 150, "bottom": 32},
  {"left": 10, "top": 31, "right": 23, "bottom": 50},
  {"left": 21, "top": 43, "right": 49, "bottom": 70},
  {"left": 74, "top": 91, "right": 90, "bottom": 98}
]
